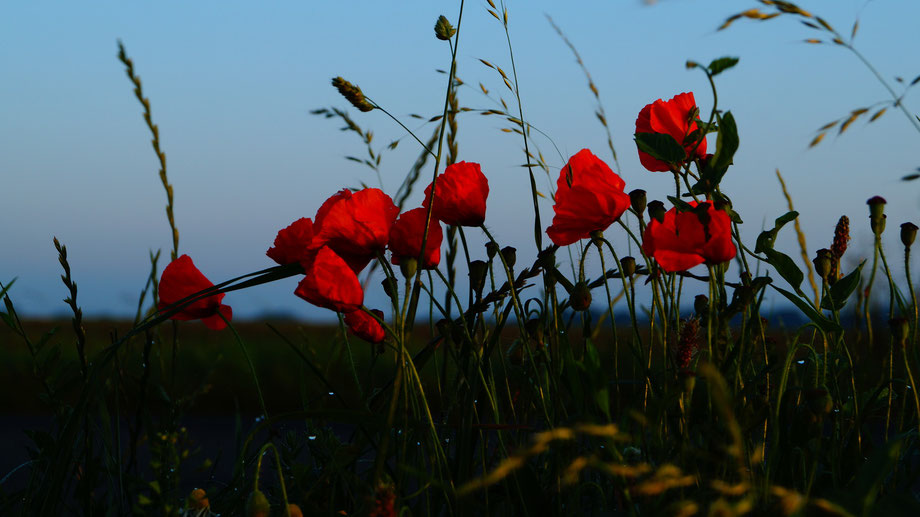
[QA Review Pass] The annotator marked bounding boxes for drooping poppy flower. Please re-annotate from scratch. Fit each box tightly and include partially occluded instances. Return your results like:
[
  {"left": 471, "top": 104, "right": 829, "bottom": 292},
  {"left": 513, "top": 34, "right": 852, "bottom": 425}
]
[
  {"left": 635, "top": 92, "right": 707, "bottom": 172},
  {"left": 344, "top": 309, "right": 386, "bottom": 344},
  {"left": 158, "top": 254, "right": 232, "bottom": 330},
  {"left": 312, "top": 188, "right": 399, "bottom": 272},
  {"left": 267, "top": 217, "right": 315, "bottom": 265},
  {"left": 546, "top": 149, "right": 631, "bottom": 246},
  {"left": 641, "top": 201, "right": 736, "bottom": 272},
  {"left": 423, "top": 161, "right": 489, "bottom": 227},
  {"left": 388, "top": 207, "right": 442, "bottom": 268},
  {"left": 294, "top": 246, "right": 363, "bottom": 313}
]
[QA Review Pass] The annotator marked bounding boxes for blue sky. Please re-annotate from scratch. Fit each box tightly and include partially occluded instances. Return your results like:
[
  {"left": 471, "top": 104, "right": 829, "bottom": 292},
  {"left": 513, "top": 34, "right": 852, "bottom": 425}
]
[{"left": 2, "top": 0, "right": 919, "bottom": 320}]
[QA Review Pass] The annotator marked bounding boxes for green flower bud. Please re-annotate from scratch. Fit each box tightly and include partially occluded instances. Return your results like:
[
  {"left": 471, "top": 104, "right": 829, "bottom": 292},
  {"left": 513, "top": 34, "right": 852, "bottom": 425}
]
[
  {"left": 399, "top": 257, "right": 418, "bottom": 279},
  {"left": 485, "top": 241, "right": 500, "bottom": 259}
]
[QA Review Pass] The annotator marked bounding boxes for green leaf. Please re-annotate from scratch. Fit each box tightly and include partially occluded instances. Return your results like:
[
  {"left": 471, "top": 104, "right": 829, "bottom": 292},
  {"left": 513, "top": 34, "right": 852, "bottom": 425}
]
[
  {"left": 666, "top": 195, "right": 694, "bottom": 212},
  {"left": 708, "top": 56, "right": 740, "bottom": 76},
  {"left": 635, "top": 132, "right": 687, "bottom": 165},
  {"left": 821, "top": 260, "right": 866, "bottom": 310},
  {"left": 764, "top": 248, "right": 804, "bottom": 295},
  {"left": 772, "top": 285, "right": 841, "bottom": 333},
  {"left": 710, "top": 111, "right": 739, "bottom": 173},
  {"left": 754, "top": 211, "right": 799, "bottom": 253},
  {"left": 584, "top": 339, "right": 611, "bottom": 420}
]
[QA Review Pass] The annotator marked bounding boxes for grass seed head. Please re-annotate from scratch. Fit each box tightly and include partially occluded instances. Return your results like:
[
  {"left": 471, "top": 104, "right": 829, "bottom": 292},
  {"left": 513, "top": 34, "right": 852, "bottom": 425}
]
[
  {"left": 434, "top": 15, "right": 456, "bottom": 40},
  {"left": 331, "top": 76, "right": 374, "bottom": 112}
]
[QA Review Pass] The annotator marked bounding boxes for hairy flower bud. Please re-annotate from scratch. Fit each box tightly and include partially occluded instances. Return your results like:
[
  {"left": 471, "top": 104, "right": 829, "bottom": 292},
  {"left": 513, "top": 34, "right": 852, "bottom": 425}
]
[
  {"left": 246, "top": 489, "right": 271, "bottom": 517},
  {"left": 570, "top": 281, "right": 593, "bottom": 311},
  {"left": 485, "top": 241, "right": 500, "bottom": 259}
]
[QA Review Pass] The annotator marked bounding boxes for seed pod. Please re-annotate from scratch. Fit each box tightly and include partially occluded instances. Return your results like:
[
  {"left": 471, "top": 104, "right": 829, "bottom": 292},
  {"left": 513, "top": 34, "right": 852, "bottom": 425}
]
[
  {"left": 620, "top": 256, "right": 636, "bottom": 278},
  {"left": 901, "top": 222, "right": 918, "bottom": 248},
  {"left": 629, "top": 189, "right": 647, "bottom": 215},
  {"left": 647, "top": 200, "right": 666, "bottom": 223},
  {"left": 501, "top": 246, "right": 517, "bottom": 269},
  {"left": 485, "top": 241, "right": 500, "bottom": 259},
  {"left": 469, "top": 260, "right": 488, "bottom": 293},
  {"left": 399, "top": 257, "right": 418, "bottom": 279}
]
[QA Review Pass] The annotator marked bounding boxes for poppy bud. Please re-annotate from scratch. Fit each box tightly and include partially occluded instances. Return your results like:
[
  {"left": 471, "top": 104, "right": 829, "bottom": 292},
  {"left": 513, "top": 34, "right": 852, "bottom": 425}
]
[
  {"left": 901, "top": 222, "right": 918, "bottom": 248},
  {"left": 525, "top": 317, "right": 544, "bottom": 345},
  {"left": 694, "top": 294, "right": 709, "bottom": 316},
  {"left": 485, "top": 241, "right": 500, "bottom": 259},
  {"left": 434, "top": 15, "right": 456, "bottom": 40},
  {"left": 186, "top": 488, "right": 209, "bottom": 510},
  {"left": 890, "top": 317, "right": 909, "bottom": 347},
  {"left": 813, "top": 249, "right": 833, "bottom": 280},
  {"left": 647, "top": 200, "right": 666, "bottom": 223},
  {"left": 570, "top": 281, "right": 593, "bottom": 311},
  {"left": 246, "top": 489, "right": 271, "bottom": 517},
  {"left": 629, "top": 189, "right": 647, "bottom": 215},
  {"left": 399, "top": 257, "right": 418, "bottom": 279},
  {"left": 620, "top": 256, "right": 636, "bottom": 277},
  {"left": 501, "top": 246, "right": 517, "bottom": 269},
  {"left": 469, "top": 260, "right": 488, "bottom": 294},
  {"left": 537, "top": 247, "right": 556, "bottom": 270}
]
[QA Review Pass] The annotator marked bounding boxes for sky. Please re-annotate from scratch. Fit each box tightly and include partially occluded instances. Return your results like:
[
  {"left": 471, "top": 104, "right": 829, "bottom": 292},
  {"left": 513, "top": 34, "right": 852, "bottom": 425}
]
[{"left": 2, "top": 0, "right": 919, "bottom": 321}]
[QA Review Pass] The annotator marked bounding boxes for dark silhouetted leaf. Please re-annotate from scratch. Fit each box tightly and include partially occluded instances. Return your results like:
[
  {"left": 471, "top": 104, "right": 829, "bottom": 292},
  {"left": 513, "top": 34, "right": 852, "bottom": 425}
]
[
  {"left": 635, "top": 132, "right": 687, "bottom": 165},
  {"left": 708, "top": 56, "right": 739, "bottom": 76},
  {"left": 772, "top": 285, "right": 841, "bottom": 333},
  {"left": 821, "top": 260, "right": 865, "bottom": 310}
]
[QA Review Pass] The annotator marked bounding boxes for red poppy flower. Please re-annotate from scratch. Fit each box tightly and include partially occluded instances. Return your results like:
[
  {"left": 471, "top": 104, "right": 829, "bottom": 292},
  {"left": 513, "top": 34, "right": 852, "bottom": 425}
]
[
  {"left": 158, "top": 254, "right": 232, "bottom": 330},
  {"left": 423, "top": 161, "right": 489, "bottom": 227},
  {"left": 267, "top": 217, "right": 315, "bottom": 265},
  {"left": 635, "top": 92, "right": 707, "bottom": 172},
  {"left": 312, "top": 188, "right": 399, "bottom": 272},
  {"left": 294, "top": 246, "right": 364, "bottom": 313},
  {"left": 344, "top": 309, "right": 386, "bottom": 344},
  {"left": 641, "top": 201, "right": 736, "bottom": 272},
  {"left": 546, "top": 149, "right": 631, "bottom": 246},
  {"left": 388, "top": 207, "right": 442, "bottom": 268}
]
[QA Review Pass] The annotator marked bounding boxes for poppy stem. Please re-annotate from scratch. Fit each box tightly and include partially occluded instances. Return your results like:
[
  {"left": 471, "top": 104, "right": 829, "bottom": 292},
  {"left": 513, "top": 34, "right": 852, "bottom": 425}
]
[{"left": 220, "top": 313, "right": 269, "bottom": 422}]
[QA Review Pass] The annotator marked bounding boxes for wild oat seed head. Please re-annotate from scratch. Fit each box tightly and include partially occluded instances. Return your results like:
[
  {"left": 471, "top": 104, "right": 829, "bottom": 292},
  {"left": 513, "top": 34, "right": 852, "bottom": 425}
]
[
  {"left": 331, "top": 76, "right": 374, "bottom": 112},
  {"left": 434, "top": 15, "right": 456, "bottom": 40}
]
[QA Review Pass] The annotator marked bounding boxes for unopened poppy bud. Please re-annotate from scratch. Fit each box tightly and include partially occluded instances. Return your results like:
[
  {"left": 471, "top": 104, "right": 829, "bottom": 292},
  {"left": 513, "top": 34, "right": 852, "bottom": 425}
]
[
  {"left": 469, "top": 260, "right": 488, "bottom": 293},
  {"left": 485, "top": 241, "right": 499, "bottom": 259},
  {"left": 537, "top": 247, "right": 556, "bottom": 270},
  {"left": 501, "top": 246, "right": 517, "bottom": 269},
  {"left": 620, "top": 256, "right": 636, "bottom": 277},
  {"left": 629, "top": 189, "right": 647, "bottom": 215},
  {"left": 890, "top": 317, "right": 909, "bottom": 347},
  {"left": 813, "top": 248, "right": 833, "bottom": 280},
  {"left": 286, "top": 503, "right": 304, "bottom": 517},
  {"left": 694, "top": 294, "right": 709, "bottom": 316},
  {"left": 331, "top": 76, "right": 374, "bottom": 112},
  {"left": 186, "top": 488, "right": 209, "bottom": 510},
  {"left": 901, "top": 222, "right": 918, "bottom": 248},
  {"left": 434, "top": 15, "right": 456, "bottom": 40},
  {"left": 399, "top": 257, "right": 418, "bottom": 279},
  {"left": 570, "top": 281, "right": 593, "bottom": 311},
  {"left": 246, "top": 489, "right": 271, "bottom": 517},
  {"left": 647, "top": 200, "right": 666, "bottom": 223}
]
